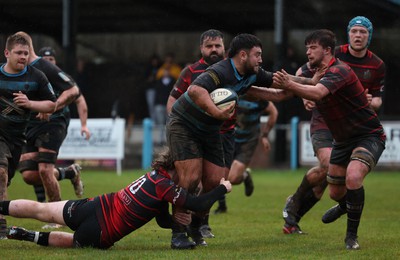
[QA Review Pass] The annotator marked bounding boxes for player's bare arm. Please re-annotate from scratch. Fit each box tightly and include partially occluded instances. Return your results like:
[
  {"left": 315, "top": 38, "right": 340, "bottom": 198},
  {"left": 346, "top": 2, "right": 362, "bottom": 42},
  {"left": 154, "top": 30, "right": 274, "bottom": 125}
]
[
  {"left": 13, "top": 92, "right": 55, "bottom": 113},
  {"left": 55, "top": 85, "right": 80, "bottom": 111},
  {"left": 247, "top": 85, "right": 293, "bottom": 103},
  {"left": 166, "top": 95, "right": 177, "bottom": 115},
  {"left": 273, "top": 71, "right": 329, "bottom": 101},
  {"left": 188, "top": 85, "right": 234, "bottom": 120}
]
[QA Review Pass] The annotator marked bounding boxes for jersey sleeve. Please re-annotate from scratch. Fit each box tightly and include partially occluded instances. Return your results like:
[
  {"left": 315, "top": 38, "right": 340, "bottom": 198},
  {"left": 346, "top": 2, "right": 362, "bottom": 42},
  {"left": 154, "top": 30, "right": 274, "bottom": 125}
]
[
  {"left": 36, "top": 70, "right": 57, "bottom": 102},
  {"left": 191, "top": 69, "right": 222, "bottom": 92},
  {"left": 157, "top": 179, "right": 189, "bottom": 207},
  {"left": 369, "top": 61, "right": 385, "bottom": 97},
  {"left": 254, "top": 68, "right": 273, "bottom": 87},
  {"left": 170, "top": 66, "right": 192, "bottom": 99},
  {"left": 42, "top": 60, "right": 75, "bottom": 94}
]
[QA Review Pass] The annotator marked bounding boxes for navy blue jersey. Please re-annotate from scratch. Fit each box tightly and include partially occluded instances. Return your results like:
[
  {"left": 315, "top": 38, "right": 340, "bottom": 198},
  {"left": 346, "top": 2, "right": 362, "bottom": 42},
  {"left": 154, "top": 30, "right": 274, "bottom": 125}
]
[
  {"left": 171, "top": 58, "right": 273, "bottom": 133},
  {"left": 235, "top": 96, "right": 269, "bottom": 143},
  {"left": 0, "top": 64, "right": 56, "bottom": 146},
  {"left": 28, "top": 57, "right": 75, "bottom": 127}
]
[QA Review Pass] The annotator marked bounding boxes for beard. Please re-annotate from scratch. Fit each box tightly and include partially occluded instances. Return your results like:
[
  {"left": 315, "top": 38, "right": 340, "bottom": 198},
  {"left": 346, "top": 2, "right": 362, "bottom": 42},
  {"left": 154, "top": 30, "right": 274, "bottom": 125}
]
[
  {"left": 204, "top": 52, "right": 224, "bottom": 65},
  {"left": 243, "top": 62, "right": 259, "bottom": 75},
  {"left": 309, "top": 56, "right": 323, "bottom": 69}
]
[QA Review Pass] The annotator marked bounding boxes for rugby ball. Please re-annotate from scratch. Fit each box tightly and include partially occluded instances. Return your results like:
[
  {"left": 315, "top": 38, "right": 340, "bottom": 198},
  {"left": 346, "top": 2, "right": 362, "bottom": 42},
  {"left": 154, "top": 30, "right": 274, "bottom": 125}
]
[{"left": 210, "top": 88, "right": 238, "bottom": 111}]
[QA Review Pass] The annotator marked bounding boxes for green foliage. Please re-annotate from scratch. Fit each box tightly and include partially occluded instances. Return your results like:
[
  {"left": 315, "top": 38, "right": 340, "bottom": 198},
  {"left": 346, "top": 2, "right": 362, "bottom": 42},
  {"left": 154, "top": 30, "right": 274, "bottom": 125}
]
[{"left": 3, "top": 169, "right": 400, "bottom": 259}]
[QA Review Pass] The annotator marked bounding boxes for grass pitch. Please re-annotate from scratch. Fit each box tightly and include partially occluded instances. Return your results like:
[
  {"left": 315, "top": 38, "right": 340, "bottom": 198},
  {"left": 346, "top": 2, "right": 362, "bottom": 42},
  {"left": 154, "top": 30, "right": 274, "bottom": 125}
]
[{"left": 3, "top": 168, "right": 400, "bottom": 259}]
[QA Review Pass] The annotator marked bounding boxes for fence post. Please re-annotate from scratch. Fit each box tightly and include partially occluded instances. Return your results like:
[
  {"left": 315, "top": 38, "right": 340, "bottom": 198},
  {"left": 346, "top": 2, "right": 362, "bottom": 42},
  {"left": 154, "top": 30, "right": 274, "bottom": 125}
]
[
  {"left": 142, "top": 118, "right": 153, "bottom": 169},
  {"left": 290, "top": 116, "right": 299, "bottom": 170}
]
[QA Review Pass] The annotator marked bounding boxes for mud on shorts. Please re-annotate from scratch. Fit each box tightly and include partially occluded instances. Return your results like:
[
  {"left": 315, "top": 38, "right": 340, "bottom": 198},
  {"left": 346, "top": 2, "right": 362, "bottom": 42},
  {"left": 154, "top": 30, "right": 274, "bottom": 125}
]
[
  {"left": 63, "top": 199, "right": 104, "bottom": 249},
  {"left": 24, "top": 121, "right": 67, "bottom": 153},
  {"left": 311, "top": 129, "right": 333, "bottom": 154},
  {"left": 221, "top": 130, "right": 235, "bottom": 169},
  {"left": 0, "top": 137, "right": 22, "bottom": 186},
  {"left": 234, "top": 136, "right": 259, "bottom": 165},
  {"left": 330, "top": 134, "right": 386, "bottom": 170},
  {"left": 166, "top": 116, "right": 225, "bottom": 167}
]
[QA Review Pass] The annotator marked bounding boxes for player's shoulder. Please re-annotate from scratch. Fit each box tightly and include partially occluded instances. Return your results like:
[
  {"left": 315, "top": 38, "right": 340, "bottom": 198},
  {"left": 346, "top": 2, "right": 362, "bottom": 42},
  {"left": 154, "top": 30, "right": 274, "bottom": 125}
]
[
  {"left": 208, "top": 59, "right": 230, "bottom": 72},
  {"left": 32, "top": 57, "right": 62, "bottom": 73},
  {"left": 184, "top": 60, "right": 206, "bottom": 74},
  {"left": 27, "top": 64, "right": 48, "bottom": 78},
  {"left": 366, "top": 50, "right": 385, "bottom": 67}
]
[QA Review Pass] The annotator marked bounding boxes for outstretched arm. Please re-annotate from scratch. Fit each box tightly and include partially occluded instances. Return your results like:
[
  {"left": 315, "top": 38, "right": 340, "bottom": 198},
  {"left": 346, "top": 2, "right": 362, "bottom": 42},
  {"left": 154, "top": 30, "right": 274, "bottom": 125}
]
[{"left": 183, "top": 178, "right": 231, "bottom": 212}]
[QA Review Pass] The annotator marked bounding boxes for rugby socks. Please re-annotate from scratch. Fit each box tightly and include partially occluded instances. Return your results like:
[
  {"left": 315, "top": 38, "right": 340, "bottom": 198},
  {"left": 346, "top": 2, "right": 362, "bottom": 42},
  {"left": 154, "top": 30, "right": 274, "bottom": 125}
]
[
  {"left": 217, "top": 195, "right": 227, "bottom": 210},
  {"left": 291, "top": 175, "right": 313, "bottom": 218},
  {"left": 34, "top": 185, "right": 46, "bottom": 202},
  {"left": 297, "top": 189, "right": 320, "bottom": 222},
  {"left": 0, "top": 201, "right": 10, "bottom": 215},
  {"left": 56, "top": 166, "right": 75, "bottom": 180},
  {"left": 37, "top": 232, "right": 50, "bottom": 246},
  {"left": 56, "top": 167, "right": 66, "bottom": 180},
  {"left": 346, "top": 186, "right": 365, "bottom": 236}
]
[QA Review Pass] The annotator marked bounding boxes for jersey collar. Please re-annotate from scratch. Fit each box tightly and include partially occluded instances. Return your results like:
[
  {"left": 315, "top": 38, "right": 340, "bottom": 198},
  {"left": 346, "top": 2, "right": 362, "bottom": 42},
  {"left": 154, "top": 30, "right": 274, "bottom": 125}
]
[
  {"left": 0, "top": 64, "right": 28, "bottom": 77},
  {"left": 230, "top": 58, "right": 244, "bottom": 81}
]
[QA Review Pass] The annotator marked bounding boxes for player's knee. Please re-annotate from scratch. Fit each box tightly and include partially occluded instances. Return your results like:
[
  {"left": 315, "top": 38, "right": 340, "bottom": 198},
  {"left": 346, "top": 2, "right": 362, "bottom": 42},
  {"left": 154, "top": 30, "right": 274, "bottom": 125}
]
[
  {"left": 227, "top": 171, "right": 241, "bottom": 184},
  {"left": 21, "top": 172, "right": 41, "bottom": 185},
  {"left": 350, "top": 149, "right": 375, "bottom": 171},
  {"left": 0, "top": 166, "right": 7, "bottom": 176},
  {"left": 326, "top": 173, "right": 345, "bottom": 185},
  {"left": 328, "top": 185, "right": 345, "bottom": 201},
  {"left": 19, "top": 159, "right": 38, "bottom": 173},
  {"left": 37, "top": 152, "right": 57, "bottom": 164}
]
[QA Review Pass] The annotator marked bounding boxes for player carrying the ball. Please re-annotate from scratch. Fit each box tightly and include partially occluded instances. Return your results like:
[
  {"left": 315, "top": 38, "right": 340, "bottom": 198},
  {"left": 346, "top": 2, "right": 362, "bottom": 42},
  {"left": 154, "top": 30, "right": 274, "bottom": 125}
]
[{"left": 166, "top": 33, "right": 320, "bottom": 248}]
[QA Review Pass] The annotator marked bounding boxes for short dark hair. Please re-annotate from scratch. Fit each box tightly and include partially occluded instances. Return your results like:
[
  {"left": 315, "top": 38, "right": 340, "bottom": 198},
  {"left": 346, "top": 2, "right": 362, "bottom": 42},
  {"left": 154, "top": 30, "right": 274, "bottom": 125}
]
[
  {"left": 304, "top": 29, "right": 336, "bottom": 55},
  {"left": 228, "top": 33, "right": 262, "bottom": 58},
  {"left": 6, "top": 33, "right": 30, "bottom": 51},
  {"left": 200, "top": 29, "right": 224, "bottom": 45}
]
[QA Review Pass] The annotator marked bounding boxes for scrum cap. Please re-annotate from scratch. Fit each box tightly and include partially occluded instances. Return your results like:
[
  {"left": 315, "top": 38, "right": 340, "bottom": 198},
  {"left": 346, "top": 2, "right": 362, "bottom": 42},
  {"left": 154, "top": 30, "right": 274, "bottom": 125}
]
[{"left": 347, "top": 16, "right": 373, "bottom": 46}]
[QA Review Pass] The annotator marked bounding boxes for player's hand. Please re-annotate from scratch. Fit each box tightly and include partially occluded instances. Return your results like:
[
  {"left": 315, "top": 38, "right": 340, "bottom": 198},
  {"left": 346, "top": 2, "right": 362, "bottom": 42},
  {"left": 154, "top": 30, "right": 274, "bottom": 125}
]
[
  {"left": 81, "top": 126, "right": 91, "bottom": 140},
  {"left": 364, "top": 89, "right": 372, "bottom": 105},
  {"left": 13, "top": 91, "right": 31, "bottom": 108},
  {"left": 272, "top": 70, "right": 290, "bottom": 89},
  {"left": 261, "top": 136, "right": 271, "bottom": 151},
  {"left": 220, "top": 178, "right": 232, "bottom": 193},
  {"left": 173, "top": 211, "right": 192, "bottom": 226},
  {"left": 311, "top": 66, "right": 327, "bottom": 84},
  {"left": 303, "top": 99, "right": 315, "bottom": 111},
  {"left": 36, "top": 112, "right": 51, "bottom": 121},
  {"left": 214, "top": 102, "right": 235, "bottom": 121}
]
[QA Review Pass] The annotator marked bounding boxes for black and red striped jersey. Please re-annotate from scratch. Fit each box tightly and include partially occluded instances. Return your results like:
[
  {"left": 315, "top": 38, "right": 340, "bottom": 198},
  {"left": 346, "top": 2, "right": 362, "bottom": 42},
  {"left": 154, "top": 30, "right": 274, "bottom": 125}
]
[
  {"left": 170, "top": 58, "right": 208, "bottom": 100},
  {"left": 95, "top": 169, "right": 188, "bottom": 248},
  {"left": 317, "top": 57, "right": 385, "bottom": 142},
  {"left": 95, "top": 168, "right": 227, "bottom": 248},
  {"left": 297, "top": 63, "right": 329, "bottom": 134},
  {"left": 335, "top": 44, "right": 385, "bottom": 97}
]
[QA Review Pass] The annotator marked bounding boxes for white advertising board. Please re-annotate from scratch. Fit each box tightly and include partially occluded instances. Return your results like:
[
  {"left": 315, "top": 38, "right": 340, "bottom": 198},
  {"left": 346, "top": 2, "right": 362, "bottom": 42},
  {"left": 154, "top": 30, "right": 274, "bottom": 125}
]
[
  {"left": 58, "top": 118, "right": 125, "bottom": 174},
  {"left": 299, "top": 121, "right": 400, "bottom": 167}
]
